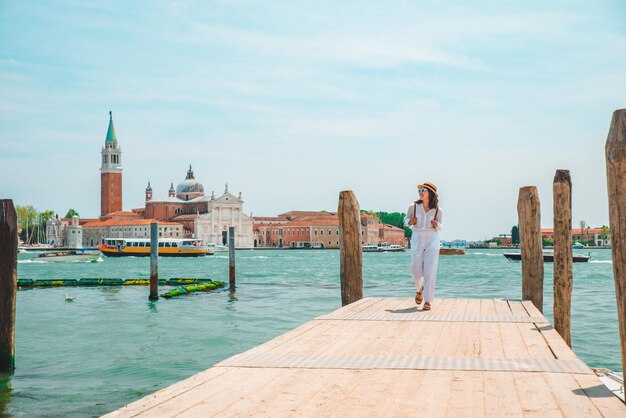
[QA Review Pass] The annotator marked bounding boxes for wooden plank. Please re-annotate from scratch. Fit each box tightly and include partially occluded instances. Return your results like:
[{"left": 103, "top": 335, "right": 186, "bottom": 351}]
[
  {"left": 484, "top": 372, "right": 524, "bottom": 417},
  {"left": 516, "top": 322, "right": 555, "bottom": 359},
  {"left": 498, "top": 322, "right": 530, "bottom": 359},
  {"left": 480, "top": 322, "right": 505, "bottom": 358},
  {"left": 535, "top": 324, "right": 580, "bottom": 361},
  {"left": 447, "top": 370, "right": 486, "bottom": 417},
  {"left": 480, "top": 298, "right": 498, "bottom": 316},
  {"left": 415, "top": 370, "right": 454, "bottom": 417},
  {"left": 513, "top": 372, "right": 562, "bottom": 417},
  {"left": 508, "top": 300, "right": 530, "bottom": 317},
  {"left": 494, "top": 298, "right": 513, "bottom": 316}
]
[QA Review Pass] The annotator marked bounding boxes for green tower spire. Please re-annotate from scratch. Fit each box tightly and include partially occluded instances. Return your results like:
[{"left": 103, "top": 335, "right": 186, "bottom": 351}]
[{"left": 105, "top": 111, "right": 117, "bottom": 143}]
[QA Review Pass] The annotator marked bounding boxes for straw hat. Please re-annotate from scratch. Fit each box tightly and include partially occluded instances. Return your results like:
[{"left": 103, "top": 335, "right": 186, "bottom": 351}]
[{"left": 418, "top": 181, "right": 438, "bottom": 196}]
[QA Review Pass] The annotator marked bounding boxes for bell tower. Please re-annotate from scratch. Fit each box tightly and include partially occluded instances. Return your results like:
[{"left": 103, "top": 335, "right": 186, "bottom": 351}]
[{"left": 100, "top": 111, "right": 123, "bottom": 217}]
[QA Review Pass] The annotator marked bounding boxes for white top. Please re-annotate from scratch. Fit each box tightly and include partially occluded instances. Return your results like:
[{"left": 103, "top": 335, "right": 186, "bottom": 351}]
[{"left": 405, "top": 202, "right": 443, "bottom": 232}]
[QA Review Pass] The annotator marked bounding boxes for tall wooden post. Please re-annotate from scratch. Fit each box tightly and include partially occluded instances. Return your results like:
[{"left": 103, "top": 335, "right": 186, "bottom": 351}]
[
  {"left": 605, "top": 108, "right": 626, "bottom": 378},
  {"left": 0, "top": 200, "right": 17, "bottom": 372},
  {"left": 338, "top": 190, "right": 362, "bottom": 306},
  {"left": 553, "top": 170, "right": 573, "bottom": 346},
  {"left": 149, "top": 222, "right": 159, "bottom": 301},
  {"left": 229, "top": 226, "right": 235, "bottom": 290},
  {"left": 517, "top": 186, "right": 544, "bottom": 312}
]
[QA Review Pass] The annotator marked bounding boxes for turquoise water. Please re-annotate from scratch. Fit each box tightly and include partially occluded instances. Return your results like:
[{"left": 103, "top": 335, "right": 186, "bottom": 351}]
[{"left": 1, "top": 248, "right": 621, "bottom": 417}]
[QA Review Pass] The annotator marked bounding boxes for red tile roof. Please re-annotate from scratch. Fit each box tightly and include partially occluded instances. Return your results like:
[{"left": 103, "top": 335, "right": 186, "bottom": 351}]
[{"left": 103, "top": 211, "right": 142, "bottom": 218}]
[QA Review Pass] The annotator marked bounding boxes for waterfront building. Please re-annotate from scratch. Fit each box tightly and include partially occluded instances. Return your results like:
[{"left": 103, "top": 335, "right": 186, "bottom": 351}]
[
  {"left": 136, "top": 167, "right": 254, "bottom": 247},
  {"left": 379, "top": 224, "right": 406, "bottom": 246},
  {"left": 100, "top": 111, "right": 123, "bottom": 217},
  {"left": 82, "top": 218, "right": 183, "bottom": 247},
  {"left": 46, "top": 216, "right": 63, "bottom": 246},
  {"left": 252, "top": 211, "right": 407, "bottom": 249},
  {"left": 46, "top": 215, "right": 99, "bottom": 247},
  {"left": 66, "top": 216, "right": 83, "bottom": 248},
  {"left": 541, "top": 228, "right": 611, "bottom": 246}
]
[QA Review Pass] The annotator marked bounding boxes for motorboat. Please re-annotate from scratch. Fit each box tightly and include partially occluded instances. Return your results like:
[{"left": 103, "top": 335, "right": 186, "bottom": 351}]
[
  {"left": 205, "top": 242, "right": 228, "bottom": 252},
  {"left": 362, "top": 244, "right": 406, "bottom": 252},
  {"left": 378, "top": 244, "right": 405, "bottom": 252},
  {"left": 36, "top": 250, "right": 101, "bottom": 262},
  {"left": 503, "top": 252, "right": 590, "bottom": 263},
  {"left": 98, "top": 238, "right": 212, "bottom": 257},
  {"left": 362, "top": 244, "right": 380, "bottom": 252}
]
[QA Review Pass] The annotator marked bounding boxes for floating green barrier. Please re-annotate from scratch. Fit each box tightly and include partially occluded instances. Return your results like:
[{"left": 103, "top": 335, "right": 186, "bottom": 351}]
[
  {"left": 161, "top": 281, "right": 225, "bottom": 298},
  {"left": 122, "top": 279, "right": 167, "bottom": 285},
  {"left": 21, "top": 279, "right": 79, "bottom": 287},
  {"left": 79, "top": 278, "right": 124, "bottom": 286},
  {"left": 167, "top": 278, "right": 214, "bottom": 285},
  {"left": 17, "top": 278, "right": 34, "bottom": 287}
]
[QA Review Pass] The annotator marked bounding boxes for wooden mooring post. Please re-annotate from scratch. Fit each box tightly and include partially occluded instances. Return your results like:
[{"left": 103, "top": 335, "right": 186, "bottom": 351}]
[
  {"left": 517, "top": 186, "right": 544, "bottom": 312},
  {"left": 553, "top": 170, "right": 573, "bottom": 346},
  {"left": 0, "top": 200, "right": 17, "bottom": 372},
  {"left": 338, "top": 190, "right": 362, "bottom": 306},
  {"left": 229, "top": 226, "right": 235, "bottom": 290},
  {"left": 149, "top": 222, "right": 159, "bottom": 301},
  {"left": 605, "top": 108, "right": 626, "bottom": 379}
]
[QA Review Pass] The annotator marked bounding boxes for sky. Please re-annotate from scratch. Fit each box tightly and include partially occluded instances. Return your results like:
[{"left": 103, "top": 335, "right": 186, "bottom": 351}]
[{"left": 1, "top": 0, "right": 625, "bottom": 240}]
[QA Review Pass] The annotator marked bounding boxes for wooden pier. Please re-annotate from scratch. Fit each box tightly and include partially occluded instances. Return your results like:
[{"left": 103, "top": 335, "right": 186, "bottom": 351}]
[{"left": 105, "top": 297, "right": 625, "bottom": 417}]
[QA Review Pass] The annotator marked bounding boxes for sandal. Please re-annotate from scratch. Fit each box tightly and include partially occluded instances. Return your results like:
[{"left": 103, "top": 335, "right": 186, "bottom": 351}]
[
  {"left": 415, "top": 286, "right": 424, "bottom": 305},
  {"left": 423, "top": 302, "right": 431, "bottom": 311}
]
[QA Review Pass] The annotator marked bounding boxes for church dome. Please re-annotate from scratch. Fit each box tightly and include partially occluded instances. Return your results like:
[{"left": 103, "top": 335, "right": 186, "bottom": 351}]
[{"left": 176, "top": 165, "right": 204, "bottom": 200}]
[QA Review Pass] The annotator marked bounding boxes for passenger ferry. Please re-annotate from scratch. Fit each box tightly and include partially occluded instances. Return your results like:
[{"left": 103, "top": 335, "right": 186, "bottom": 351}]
[{"left": 98, "top": 238, "right": 212, "bottom": 257}]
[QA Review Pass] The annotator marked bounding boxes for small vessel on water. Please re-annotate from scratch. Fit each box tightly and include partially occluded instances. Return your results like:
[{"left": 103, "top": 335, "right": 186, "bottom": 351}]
[
  {"left": 98, "top": 238, "right": 212, "bottom": 257},
  {"left": 205, "top": 242, "right": 228, "bottom": 252},
  {"left": 362, "top": 244, "right": 406, "bottom": 252},
  {"left": 36, "top": 250, "right": 101, "bottom": 262},
  {"left": 503, "top": 252, "right": 591, "bottom": 263}
]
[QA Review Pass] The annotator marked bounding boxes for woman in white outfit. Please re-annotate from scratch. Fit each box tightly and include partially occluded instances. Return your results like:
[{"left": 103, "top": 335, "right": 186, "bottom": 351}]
[{"left": 405, "top": 182, "right": 443, "bottom": 311}]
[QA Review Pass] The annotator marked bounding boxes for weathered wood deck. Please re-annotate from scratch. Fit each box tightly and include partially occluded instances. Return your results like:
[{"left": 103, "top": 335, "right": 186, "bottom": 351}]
[{"left": 105, "top": 298, "right": 626, "bottom": 417}]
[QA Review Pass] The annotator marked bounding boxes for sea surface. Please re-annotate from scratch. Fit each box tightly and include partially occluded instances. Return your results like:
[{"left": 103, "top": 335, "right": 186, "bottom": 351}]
[{"left": 1, "top": 248, "right": 621, "bottom": 417}]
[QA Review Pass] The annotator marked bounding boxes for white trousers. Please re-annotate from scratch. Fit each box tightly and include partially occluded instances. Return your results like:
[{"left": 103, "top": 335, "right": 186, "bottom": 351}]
[{"left": 410, "top": 231, "right": 440, "bottom": 302}]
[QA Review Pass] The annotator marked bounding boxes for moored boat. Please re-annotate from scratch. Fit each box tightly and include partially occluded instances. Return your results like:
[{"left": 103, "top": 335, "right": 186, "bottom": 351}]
[
  {"left": 36, "top": 250, "right": 101, "bottom": 262},
  {"left": 98, "top": 238, "right": 212, "bottom": 257},
  {"left": 362, "top": 244, "right": 406, "bottom": 252},
  {"left": 503, "top": 252, "right": 590, "bottom": 263},
  {"left": 205, "top": 242, "right": 228, "bottom": 252}
]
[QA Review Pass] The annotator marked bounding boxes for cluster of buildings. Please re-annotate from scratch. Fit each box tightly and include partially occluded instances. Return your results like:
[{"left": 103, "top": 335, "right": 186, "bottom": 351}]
[
  {"left": 541, "top": 228, "right": 611, "bottom": 247},
  {"left": 46, "top": 112, "right": 407, "bottom": 249},
  {"left": 482, "top": 227, "right": 611, "bottom": 248}
]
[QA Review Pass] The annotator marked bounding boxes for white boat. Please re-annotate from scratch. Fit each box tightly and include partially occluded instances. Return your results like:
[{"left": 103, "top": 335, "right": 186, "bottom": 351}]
[
  {"left": 205, "top": 242, "right": 228, "bottom": 252},
  {"left": 378, "top": 244, "right": 405, "bottom": 252},
  {"left": 595, "top": 369, "right": 624, "bottom": 401},
  {"left": 36, "top": 250, "right": 101, "bottom": 262},
  {"left": 362, "top": 244, "right": 380, "bottom": 252},
  {"left": 362, "top": 244, "right": 406, "bottom": 252}
]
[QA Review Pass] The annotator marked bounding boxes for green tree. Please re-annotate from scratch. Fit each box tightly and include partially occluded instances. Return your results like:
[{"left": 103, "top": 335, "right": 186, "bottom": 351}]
[
  {"left": 16, "top": 205, "right": 37, "bottom": 243},
  {"left": 511, "top": 225, "right": 520, "bottom": 244},
  {"left": 65, "top": 208, "right": 80, "bottom": 218}
]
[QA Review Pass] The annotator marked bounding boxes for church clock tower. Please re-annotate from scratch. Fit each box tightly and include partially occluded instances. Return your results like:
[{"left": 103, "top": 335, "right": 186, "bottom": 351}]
[{"left": 100, "top": 111, "right": 123, "bottom": 217}]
